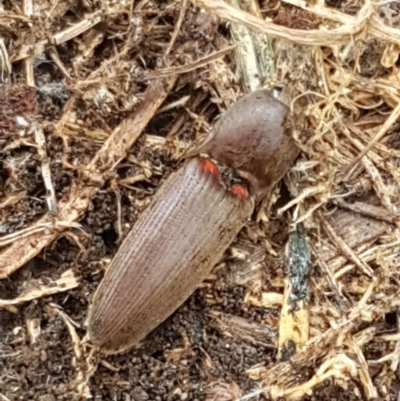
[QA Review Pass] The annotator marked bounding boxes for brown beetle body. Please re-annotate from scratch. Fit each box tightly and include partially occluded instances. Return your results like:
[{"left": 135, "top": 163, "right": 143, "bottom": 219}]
[{"left": 88, "top": 89, "right": 299, "bottom": 354}]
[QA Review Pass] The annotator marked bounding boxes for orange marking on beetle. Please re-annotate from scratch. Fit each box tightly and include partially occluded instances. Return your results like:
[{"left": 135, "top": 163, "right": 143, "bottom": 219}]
[
  {"left": 200, "top": 159, "right": 220, "bottom": 178},
  {"left": 231, "top": 184, "right": 249, "bottom": 200}
]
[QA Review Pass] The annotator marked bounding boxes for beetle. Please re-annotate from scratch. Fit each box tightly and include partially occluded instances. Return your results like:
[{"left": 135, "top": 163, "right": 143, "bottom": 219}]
[{"left": 88, "top": 89, "right": 299, "bottom": 354}]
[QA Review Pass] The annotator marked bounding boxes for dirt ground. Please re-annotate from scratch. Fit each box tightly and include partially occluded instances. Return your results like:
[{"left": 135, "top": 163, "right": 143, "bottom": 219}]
[{"left": 2, "top": 0, "right": 400, "bottom": 400}]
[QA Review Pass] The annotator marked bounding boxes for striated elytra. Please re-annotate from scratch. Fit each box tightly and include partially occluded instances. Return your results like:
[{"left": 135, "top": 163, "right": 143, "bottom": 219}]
[{"left": 88, "top": 89, "right": 300, "bottom": 354}]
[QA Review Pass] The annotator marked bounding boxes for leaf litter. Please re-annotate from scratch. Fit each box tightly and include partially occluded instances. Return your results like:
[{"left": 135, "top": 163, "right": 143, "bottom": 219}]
[{"left": 0, "top": 0, "right": 400, "bottom": 400}]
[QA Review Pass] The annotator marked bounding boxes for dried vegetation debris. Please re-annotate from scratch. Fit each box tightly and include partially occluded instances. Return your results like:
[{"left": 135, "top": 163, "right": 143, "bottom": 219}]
[{"left": 0, "top": 0, "right": 400, "bottom": 400}]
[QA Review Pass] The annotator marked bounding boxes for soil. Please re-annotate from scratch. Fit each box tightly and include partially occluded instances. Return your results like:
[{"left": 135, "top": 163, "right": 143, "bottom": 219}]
[
  {"left": 1, "top": 0, "right": 400, "bottom": 400},
  {"left": 0, "top": 131, "right": 290, "bottom": 400}
]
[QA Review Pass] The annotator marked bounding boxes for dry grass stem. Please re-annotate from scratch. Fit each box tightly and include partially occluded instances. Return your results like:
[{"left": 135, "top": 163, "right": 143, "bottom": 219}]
[
  {"left": 50, "top": 305, "right": 96, "bottom": 398},
  {"left": 361, "top": 156, "right": 398, "bottom": 217},
  {"left": 191, "top": 0, "right": 373, "bottom": 45},
  {"left": 0, "top": 269, "right": 78, "bottom": 308},
  {"left": 315, "top": 253, "right": 347, "bottom": 307},
  {"left": 271, "top": 353, "right": 359, "bottom": 400},
  {"left": 13, "top": 12, "right": 103, "bottom": 62},
  {"left": 22, "top": 0, "right": 34, "bottom": 86},
  {"left": 0, "top": 37, "right": 11, "bottom": 82},
  {"left": 347, "top": 335, "right": 377, "bottom": 399},
  {"left": 34, "top": 126, "right": 58, "bottom": 214},
  {"left": 343, "top": 100, "right": 400, "bottom": 177},
  {"left": 147, "top": 45, "right": 237, "bottom": 77},
  {"left": 0, "top": 221, "right": 83, "bottom": 248},
  {"left": 165, "top": 0, "right": 188, "bottom": 56}
]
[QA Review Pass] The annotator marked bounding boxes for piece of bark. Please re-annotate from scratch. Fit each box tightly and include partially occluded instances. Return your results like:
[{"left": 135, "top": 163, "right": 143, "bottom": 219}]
[
  {"left": 332, "top": 199, "right": 394, "bottom": 224},
  {"left": 318, "top": 211, "right": 374, "bottom": 277},
  {"left": 209, "top": 310, "right": 276, "bottom": 348},
  {"left": 319, "top": 208, "right": 390, "bottom": 265}
]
